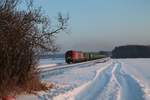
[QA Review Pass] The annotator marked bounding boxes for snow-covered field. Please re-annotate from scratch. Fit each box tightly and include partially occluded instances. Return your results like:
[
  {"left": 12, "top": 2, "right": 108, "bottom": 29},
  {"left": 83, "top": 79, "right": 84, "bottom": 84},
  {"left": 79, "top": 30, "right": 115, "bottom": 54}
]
[
  {"left": 38, "top": 58, "right": 65, "bottom": 69},
  {"left": 17, "top": 58, "right": 150, "bottom": 100}
]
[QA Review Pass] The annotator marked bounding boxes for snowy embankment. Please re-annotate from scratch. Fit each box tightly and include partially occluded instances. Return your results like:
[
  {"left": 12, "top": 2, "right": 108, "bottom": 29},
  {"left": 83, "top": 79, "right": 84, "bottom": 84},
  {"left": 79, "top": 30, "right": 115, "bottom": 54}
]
[
  {"left": 16, "top": 58, "right": 150, "bottom": 100},
  {"left": 38, "top": 58, "right": 65, "bottom": 69}
]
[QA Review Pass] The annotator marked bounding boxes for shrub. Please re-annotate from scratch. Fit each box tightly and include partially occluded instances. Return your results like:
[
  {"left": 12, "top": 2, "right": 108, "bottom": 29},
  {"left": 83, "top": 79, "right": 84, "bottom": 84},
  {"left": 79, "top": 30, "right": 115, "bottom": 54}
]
[{"left": 0, "top": 0, "right": 68, "bottom": 96}]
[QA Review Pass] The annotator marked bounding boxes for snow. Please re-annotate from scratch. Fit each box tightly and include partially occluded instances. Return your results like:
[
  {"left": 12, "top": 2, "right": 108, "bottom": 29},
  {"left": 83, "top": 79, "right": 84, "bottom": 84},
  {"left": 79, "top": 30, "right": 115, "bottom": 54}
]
[
  {"left": 16, "top": 58, "right": 150, "bottom": 100},
  {"left": 39, "top": 58, "right": 111, "bottom": 99},
  {"left": 54, "top": 60, "right": 146, "bottom": 100},
  {"left": 38, "top": 58, "right": 65, "bottom": 68},
  {"left": 39, "top": 58, "right": 65, "bottom": 65},
  {"left": 54, "top": 61, "right": 113, "bottom": 100},
  {"left": 118, "top": 59, "right": 150, "bottom": 100},
  {"left": 16, "top": 94, "right": 38, "bottom": 100}
]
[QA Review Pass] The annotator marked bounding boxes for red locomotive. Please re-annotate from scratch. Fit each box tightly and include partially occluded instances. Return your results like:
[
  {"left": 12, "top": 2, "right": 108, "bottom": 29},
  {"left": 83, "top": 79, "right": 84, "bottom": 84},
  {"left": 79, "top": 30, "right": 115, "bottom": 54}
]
[{"left": 65, "top": 50, "right": 105, "bottom": 64}]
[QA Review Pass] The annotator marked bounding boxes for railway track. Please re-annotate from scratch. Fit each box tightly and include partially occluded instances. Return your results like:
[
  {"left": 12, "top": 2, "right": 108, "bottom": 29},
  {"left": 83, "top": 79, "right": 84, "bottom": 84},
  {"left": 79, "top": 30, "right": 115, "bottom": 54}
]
[
  {"left": 39, "top": 57, "right": 110, "bottom": 72},
  {"left": 39, "top": 57, "right": 110, "bottom": 79}
]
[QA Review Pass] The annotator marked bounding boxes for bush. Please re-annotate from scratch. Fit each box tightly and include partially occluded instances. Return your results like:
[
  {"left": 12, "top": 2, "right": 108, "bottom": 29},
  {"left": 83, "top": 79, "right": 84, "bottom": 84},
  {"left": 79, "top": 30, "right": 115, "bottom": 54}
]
[{"left": 0, "top": 0, "right": 68, "bottom": 96}]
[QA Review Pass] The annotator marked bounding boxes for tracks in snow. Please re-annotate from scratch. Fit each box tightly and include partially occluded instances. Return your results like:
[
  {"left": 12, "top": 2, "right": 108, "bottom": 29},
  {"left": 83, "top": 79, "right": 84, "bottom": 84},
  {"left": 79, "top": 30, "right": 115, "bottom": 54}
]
[
  {"left": 54, "top": 61, "right": 145, "bottom": 100},
  {"left": 88, "top": 61, "right": 144, "bottom": 100},
  {"left": 95, "top": 62, "right": 121, "bottom": 100},
  {"left": 90, "top": 61, "right": 144, "bottom": 100}
]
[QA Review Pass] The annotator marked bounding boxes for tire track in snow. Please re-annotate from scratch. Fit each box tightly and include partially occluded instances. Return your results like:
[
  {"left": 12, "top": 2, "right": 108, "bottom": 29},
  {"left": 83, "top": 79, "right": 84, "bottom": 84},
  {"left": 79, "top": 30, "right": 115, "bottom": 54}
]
[
  {"left": 115, "top": 62, "right": 145, "bottom": 100},
  {"left": 53, "top": 62, "right": 113, "bottom": 100},
  {"left": 54, "top": 60, "right": 145, "bottom": 100},
  {"left": 95, "top": 62, "right": 121, "bottom": 100},
  {"left": 96, "top": 61, "right": 145, "bottom": 100}
]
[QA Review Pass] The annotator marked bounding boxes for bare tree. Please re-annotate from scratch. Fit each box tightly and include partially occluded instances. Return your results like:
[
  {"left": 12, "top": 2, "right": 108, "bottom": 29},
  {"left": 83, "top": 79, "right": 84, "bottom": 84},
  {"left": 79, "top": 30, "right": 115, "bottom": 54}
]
[{"left": 0, "top": 0, "right": 69, "bottom": 96}]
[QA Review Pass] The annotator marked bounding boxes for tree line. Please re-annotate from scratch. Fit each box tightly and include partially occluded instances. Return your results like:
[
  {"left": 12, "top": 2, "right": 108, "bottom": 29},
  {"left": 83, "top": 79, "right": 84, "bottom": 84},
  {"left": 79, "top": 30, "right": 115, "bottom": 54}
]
[{"left": 112, "top": 45, "right": 150, "bottom": 58}]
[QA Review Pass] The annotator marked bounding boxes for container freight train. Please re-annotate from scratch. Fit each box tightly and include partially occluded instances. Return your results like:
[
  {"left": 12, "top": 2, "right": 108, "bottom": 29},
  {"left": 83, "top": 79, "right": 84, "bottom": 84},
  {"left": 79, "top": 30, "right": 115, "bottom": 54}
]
[{"left": 65, "top": 50, "right": 105, "bottom": 64}]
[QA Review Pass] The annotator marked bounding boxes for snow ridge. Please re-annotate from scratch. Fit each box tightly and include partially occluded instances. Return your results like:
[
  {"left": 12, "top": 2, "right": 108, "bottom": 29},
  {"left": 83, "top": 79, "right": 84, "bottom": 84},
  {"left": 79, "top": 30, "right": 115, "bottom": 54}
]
[
  {"left": 54, "top": 62, "right": 113, "bottom": 100},
  {"left": 95, "top": 62, "right": 121, "bottom": 100},
  {"left": 54, "top": 61, "right": 145, "bottom": 100}
]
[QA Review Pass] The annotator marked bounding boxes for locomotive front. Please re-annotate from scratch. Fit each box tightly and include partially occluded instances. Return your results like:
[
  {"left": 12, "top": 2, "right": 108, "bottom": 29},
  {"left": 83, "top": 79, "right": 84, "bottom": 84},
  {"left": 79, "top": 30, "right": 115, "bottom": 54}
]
[{"left": 65, "top": 50, "right": 74, "bottom": 64}]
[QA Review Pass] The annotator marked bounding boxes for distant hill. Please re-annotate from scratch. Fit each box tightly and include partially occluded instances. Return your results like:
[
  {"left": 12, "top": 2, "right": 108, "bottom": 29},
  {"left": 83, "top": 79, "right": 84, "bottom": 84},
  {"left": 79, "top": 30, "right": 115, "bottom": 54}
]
[
  {"left": 112, "top": 45, "right": 150, "bottom": 58},
  {"left": 39, "top": 53, "right": 64, "bottom": 59}
]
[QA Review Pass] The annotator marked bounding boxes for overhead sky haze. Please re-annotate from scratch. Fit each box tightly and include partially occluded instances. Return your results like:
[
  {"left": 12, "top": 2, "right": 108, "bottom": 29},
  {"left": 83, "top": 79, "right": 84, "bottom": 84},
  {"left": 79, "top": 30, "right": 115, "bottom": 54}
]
[{"left": 35, "top": 0, "right": 150, "bottom": 53}]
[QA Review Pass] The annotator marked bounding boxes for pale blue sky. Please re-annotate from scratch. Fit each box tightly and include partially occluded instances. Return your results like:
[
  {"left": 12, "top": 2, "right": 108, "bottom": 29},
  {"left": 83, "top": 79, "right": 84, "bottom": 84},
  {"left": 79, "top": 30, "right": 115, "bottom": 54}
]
[{"left": 34, "top": 0, "right": 150, "bottom": 53}]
